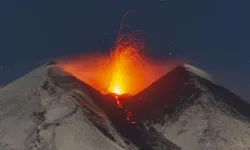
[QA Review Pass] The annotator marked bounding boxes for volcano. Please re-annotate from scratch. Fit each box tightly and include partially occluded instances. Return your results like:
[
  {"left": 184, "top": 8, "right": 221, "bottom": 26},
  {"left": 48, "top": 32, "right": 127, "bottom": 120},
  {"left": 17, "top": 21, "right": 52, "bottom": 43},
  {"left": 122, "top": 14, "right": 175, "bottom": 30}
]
[{"left": 0, "top": 62, "right": 249, "bottom": 150}]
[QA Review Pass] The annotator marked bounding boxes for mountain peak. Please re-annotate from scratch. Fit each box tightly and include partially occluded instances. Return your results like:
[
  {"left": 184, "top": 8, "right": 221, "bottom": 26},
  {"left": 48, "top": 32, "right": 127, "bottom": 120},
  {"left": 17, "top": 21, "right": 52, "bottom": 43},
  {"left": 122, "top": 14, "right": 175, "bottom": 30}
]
[
  {"left": 120, "top": 63, "right": 250, "bottom": 149},
  {"left": 182, "top": 64, "right": 214, "bottom": 83}
]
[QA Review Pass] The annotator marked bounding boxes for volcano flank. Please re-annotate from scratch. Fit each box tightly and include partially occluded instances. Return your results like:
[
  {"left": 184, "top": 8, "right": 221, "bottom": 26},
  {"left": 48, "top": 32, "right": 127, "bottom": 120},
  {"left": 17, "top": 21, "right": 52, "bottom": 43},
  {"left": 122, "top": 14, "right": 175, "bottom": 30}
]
[{"left": 0, "top": 62, "right": 249, "bottom": 150}]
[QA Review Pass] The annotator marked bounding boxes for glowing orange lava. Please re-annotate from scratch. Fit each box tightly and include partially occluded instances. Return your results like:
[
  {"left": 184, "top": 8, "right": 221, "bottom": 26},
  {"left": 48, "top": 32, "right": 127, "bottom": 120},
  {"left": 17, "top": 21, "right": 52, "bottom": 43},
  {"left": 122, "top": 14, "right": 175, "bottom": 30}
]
[{"left": 57, "top": 11, "right": 182, "bottom": 96}]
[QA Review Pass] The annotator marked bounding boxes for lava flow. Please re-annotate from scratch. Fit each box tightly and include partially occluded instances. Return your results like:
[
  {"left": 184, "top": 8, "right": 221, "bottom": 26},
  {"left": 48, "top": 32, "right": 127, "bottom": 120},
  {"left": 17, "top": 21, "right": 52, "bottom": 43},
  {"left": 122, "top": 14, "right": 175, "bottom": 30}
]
[{"left": 115, "top": 96, "right": 136, "bottom": 124}]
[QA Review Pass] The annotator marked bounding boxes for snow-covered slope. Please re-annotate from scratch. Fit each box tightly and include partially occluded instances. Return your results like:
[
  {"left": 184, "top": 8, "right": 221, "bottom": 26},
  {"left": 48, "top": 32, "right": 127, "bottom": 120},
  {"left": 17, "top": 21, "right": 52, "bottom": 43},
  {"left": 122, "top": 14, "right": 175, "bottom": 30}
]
[
  {"left": 0, "top": 64, "right": 127, "bottom": 150},
  {"left": 123, "top": 64, "right": 250, "bottom": 150}
]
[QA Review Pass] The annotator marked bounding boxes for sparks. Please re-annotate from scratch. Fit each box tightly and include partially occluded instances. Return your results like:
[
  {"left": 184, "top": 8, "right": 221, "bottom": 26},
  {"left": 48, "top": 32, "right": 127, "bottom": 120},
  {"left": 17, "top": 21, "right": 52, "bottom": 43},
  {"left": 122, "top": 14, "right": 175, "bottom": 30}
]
[{"left": 106, "top": 11, "right": 147, "bottom": 95}]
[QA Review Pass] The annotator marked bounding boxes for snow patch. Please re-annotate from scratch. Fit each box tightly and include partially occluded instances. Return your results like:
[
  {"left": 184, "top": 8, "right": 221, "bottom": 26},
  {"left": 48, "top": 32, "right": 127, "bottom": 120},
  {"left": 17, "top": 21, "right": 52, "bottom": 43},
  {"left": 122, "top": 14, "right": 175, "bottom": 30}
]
[
  {"left": 1, "top": 119, "right": 37, "bottom": 150},
  {"left": 38, "top": 124, "right": 56, "bottom": 145},
  {"left": 54, "top": 110, "right": 123, "bottom": 150},
  {"left": 45, "top": 105, "right": 75, "bottom": 123},
  {"left": 183, "top": 64, "right": 214, "bottom": 83}
]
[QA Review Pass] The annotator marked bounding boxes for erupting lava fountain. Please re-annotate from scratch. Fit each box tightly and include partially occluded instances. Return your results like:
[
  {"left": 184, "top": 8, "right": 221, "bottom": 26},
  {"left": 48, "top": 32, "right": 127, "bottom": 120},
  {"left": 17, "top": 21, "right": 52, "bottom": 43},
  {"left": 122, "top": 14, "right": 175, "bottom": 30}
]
[{"left": 57, "top": 12, "right": 181, "bottom": 96}]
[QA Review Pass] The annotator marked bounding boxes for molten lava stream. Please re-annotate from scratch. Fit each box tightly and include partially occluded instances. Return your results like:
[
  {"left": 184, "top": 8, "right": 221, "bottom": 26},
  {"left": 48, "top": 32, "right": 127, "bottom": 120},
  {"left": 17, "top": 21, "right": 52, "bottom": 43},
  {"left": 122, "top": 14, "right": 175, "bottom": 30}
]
[{"left": 115, "top": 96, "right": 136, "bottom": 124}]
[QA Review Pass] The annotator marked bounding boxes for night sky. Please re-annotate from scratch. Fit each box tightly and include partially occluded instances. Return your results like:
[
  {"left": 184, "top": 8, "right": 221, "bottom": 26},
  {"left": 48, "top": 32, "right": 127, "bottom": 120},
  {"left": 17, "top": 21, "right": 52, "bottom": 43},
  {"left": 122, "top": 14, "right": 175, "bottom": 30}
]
[{"left": 1, "top": 0, "right": 250, "bottom": 101}]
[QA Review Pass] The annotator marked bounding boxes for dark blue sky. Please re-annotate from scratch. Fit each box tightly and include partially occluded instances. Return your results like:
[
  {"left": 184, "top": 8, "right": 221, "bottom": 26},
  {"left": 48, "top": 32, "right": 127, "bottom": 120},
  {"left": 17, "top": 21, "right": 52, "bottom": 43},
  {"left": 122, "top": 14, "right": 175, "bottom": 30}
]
[{"left": 0, "top": 0, "right": 250, "bottom": 101}]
